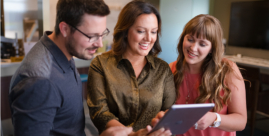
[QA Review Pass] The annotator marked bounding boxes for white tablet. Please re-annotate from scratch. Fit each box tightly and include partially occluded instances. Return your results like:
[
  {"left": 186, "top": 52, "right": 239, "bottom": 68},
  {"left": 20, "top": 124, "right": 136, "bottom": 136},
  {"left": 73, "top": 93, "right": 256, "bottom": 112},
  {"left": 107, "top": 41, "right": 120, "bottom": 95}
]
[{"left": 149, "top": 103, "right": 215, "bottom": 135}]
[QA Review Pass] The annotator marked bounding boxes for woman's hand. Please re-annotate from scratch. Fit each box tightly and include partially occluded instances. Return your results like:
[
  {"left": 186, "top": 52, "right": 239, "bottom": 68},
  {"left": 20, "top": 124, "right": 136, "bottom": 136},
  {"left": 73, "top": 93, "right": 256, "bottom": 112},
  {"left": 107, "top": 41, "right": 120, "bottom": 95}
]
[
  {"left": 100, "top": 126, "right": 133, "bottom": 136},
  {"left": 195, "top": 112, "right": 216, "bottom": 130},
  {"left": 128, "top": 125, "right": 172, "bottom": 136},
  {"left": 151, "top": 110, "right": 167, "bottom": 127}
]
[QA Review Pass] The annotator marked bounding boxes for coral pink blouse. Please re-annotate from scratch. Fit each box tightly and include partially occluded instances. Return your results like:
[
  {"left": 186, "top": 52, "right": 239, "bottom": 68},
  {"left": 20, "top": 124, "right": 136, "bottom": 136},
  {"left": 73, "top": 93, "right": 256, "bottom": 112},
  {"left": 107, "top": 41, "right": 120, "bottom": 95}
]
[{"left": 170, "top": 61, "right": 236, "bottom": 136}]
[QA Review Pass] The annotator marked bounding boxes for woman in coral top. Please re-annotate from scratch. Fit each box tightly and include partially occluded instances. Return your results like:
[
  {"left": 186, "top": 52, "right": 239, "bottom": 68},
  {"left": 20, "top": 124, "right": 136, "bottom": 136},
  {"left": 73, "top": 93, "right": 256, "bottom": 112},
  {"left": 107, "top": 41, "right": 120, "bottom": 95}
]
[{"left": 152, "top": 14, "right": 247, "bottom": 136}]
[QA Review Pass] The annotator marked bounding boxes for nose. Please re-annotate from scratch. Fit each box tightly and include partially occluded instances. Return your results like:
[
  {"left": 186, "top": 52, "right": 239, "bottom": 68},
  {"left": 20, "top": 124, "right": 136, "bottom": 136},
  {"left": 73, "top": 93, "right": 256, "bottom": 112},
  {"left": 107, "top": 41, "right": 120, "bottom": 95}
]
[
  {"left": 93, "top": 37, "right": 103, "bottom": 48},
  {"left": 190, "top": 42, "right": 198, "bottom": 51},
  {"left": 144, "top": 32, "right": 151, "bottom": 42}
]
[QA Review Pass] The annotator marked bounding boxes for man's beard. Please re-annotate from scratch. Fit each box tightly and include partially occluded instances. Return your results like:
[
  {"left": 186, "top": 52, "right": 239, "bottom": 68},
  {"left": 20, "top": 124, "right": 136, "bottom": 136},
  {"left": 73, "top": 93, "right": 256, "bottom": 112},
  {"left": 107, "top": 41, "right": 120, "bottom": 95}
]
[{"left": 65, "top": 37, "right": 97, "bottom": 60}]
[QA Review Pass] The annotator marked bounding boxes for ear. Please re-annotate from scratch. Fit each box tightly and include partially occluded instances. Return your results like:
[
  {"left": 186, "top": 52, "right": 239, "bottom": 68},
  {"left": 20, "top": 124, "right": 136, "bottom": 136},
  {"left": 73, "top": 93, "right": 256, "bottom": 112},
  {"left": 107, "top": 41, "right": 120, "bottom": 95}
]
[{"left": 59, "top": 22, "right": 69, "bottom": 37}]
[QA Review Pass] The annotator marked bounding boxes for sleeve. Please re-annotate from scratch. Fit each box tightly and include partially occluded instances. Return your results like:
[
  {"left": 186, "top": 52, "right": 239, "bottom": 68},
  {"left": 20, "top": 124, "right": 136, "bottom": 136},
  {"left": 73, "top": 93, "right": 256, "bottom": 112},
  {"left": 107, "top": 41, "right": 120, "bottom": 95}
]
[
  {"left": 87, "top": 57, "right": 118, "bottom": 133},
  {"left": 9, "top": 77, "right": 61, "bottom": 136},
  {"left": 169, "top": 61, "right": 177, "bottom": 73},
  {"left": 161, "top": 64, "right": 177, "bottom": 111}
]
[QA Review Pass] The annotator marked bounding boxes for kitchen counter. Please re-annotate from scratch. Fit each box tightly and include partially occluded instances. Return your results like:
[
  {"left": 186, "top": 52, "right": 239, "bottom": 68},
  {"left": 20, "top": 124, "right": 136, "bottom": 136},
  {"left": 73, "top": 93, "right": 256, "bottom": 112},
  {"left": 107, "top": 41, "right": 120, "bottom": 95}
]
[
  {"left": 225, "top": 55, "right": 269, "bottom": 75},
  {"left": 1, "top": 57, "right": 93, "bottom": 77},
  {"left": 1, "top": 56, "right": 95, "bottom": 120}
]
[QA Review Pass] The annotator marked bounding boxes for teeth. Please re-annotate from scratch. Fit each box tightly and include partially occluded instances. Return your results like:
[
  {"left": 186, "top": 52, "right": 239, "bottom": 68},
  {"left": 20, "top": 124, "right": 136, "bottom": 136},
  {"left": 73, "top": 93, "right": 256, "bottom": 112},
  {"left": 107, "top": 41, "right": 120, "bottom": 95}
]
[
  {"left": 188, "top": 51, "right": 196, "bottom": 56},
  {"left": 140, "top": 43, "right": 149, "bottom": 47}
]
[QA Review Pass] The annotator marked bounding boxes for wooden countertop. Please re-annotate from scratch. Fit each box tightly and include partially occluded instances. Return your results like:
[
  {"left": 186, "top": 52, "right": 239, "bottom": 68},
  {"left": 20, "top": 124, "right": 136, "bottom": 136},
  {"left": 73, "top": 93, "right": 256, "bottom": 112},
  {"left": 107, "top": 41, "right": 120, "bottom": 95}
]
[{"left": 1, "top": 57, "right": 94, "bottom": 77}]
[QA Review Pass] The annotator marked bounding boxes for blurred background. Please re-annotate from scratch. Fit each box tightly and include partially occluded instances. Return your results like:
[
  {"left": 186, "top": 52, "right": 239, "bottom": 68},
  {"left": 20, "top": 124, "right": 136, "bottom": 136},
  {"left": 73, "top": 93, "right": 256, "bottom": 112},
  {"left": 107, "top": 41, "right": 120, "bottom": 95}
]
[{"left": 1, "top": 0, "right": 269, "bottom": 136}]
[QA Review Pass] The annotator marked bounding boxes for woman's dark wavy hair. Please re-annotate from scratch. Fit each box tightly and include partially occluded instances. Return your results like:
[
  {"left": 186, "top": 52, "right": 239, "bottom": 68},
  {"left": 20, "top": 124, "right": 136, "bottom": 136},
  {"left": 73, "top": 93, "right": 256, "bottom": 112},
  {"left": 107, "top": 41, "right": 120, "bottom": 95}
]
[
  {"left": 54, "top": 0, "right": 110, "bottom": 35},
  {"left": 112, "top": 0, "right": 162, "bottom": 56}
]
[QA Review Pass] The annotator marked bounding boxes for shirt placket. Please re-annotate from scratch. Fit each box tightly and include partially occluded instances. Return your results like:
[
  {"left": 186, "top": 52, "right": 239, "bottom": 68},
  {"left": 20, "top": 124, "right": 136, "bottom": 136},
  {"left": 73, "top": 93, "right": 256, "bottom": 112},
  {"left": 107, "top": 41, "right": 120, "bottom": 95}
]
[
  {"left": 125, "top": 60, "right": 139, "bottom": 123},
  {"left": 70, "top": 63, "right": 78, "bottom": 85}
]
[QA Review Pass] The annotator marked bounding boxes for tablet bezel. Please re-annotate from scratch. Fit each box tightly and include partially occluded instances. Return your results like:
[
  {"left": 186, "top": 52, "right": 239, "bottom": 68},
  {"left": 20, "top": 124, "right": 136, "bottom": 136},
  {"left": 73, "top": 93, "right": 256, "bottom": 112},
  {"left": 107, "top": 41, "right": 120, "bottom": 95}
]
[{"left": 149, "top": 103, "right": 215, "bottom": 135}]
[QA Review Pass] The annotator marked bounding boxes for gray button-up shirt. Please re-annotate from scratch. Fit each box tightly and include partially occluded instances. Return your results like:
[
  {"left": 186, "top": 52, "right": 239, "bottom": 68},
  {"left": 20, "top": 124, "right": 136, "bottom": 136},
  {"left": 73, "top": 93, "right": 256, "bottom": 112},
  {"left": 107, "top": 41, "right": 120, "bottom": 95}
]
[{"left": 9, "top": 31, "right": 85, "bottom": 136}]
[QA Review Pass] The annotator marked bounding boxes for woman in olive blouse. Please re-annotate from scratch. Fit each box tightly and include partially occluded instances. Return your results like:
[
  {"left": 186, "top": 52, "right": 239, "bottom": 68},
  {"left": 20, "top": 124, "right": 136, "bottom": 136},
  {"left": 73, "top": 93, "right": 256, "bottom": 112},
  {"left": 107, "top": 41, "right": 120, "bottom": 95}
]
[{"left": 87, "top": 1, "right": 176, "bottom": 135}]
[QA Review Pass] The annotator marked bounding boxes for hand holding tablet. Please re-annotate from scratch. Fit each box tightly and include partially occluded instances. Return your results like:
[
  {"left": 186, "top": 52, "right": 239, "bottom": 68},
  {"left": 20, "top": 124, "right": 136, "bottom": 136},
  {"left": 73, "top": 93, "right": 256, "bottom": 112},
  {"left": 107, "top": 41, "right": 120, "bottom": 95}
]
[{"left": 149, "top": 103, "right": 215, "bottom": 135}]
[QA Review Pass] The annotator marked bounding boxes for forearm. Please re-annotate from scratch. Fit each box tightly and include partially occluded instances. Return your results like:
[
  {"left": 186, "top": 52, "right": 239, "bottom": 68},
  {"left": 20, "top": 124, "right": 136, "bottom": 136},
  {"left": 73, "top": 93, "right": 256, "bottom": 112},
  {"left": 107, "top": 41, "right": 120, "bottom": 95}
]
[
  {"left": 89, "top": 104, "right": 120, "bottom": 133},
  {"left": 218, "top": 113, "right": 247, "bottom": 131},
  {"left": 106, "top": 119, "right": 125, "bottom": 128},
  {"left": 218, "top": 61, "right": 247, "bottom": 132}
]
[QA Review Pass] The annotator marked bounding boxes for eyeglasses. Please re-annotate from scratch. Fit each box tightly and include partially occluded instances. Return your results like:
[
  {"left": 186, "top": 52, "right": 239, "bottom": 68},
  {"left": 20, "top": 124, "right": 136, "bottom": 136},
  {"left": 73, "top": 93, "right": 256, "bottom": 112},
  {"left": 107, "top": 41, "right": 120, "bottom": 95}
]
[{"left": 68, "top": 24, "right": 110, "bottom": 43}]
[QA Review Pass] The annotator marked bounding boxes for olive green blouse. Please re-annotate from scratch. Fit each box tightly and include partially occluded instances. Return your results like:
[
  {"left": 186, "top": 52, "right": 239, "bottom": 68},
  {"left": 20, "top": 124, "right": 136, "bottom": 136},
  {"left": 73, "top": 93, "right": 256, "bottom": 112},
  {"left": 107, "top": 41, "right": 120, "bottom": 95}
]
[{"left": 87, "top": 51, "right": 176, "bottom": 133}]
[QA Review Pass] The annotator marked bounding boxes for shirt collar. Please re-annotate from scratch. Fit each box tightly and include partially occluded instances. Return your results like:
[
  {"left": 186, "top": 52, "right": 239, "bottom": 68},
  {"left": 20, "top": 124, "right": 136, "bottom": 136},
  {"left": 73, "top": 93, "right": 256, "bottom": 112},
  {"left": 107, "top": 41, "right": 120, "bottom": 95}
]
[
  {"left": 146, "top": 55, "right": 156, "bottom": 69},
  {"left": 40, "top": 31, "right": 72, "bottom": 73},
  {"left": 115, "top": 54, "right": 156, "bottom": 69}
]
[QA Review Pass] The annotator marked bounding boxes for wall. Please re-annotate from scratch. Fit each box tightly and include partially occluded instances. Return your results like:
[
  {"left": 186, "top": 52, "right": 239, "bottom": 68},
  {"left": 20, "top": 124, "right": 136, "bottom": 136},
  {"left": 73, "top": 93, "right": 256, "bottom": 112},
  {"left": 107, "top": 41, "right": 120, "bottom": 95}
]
[
  {"left": 212, "top": 0, "right": 269, "bottom": 60},
  {"left": 42, "top": 0, "right": 132, "bottom": 46},
  {"left": 43, "top": 0, "right": 57, "bottom": 31},
  {"left": 4, "top": 0, "right": 39, "bottom": 39},
  {"left": 158, "top": 0, "right": 210, "bottom": 64},
  {"left": 213, "top": 1, "right": 269, "bottom": 134}
]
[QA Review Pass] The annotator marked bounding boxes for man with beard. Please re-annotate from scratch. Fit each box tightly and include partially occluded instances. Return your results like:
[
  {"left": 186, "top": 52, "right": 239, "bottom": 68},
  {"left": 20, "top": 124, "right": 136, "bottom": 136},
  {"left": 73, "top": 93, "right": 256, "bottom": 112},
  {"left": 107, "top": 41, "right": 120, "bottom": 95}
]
[
  {"left": 8, "top": 0, "right": 173, "bottom": 135},
  {"left": 9, "top": 0, "right": 111, "bottom": 135}
]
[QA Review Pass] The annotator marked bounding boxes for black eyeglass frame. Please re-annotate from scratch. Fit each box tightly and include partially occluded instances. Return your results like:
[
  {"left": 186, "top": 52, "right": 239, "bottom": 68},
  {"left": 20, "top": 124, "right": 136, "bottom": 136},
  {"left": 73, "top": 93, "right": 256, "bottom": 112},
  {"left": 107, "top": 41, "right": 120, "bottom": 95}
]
[{"left": 68, "top": 24, "right": 110, "bottom": 43}]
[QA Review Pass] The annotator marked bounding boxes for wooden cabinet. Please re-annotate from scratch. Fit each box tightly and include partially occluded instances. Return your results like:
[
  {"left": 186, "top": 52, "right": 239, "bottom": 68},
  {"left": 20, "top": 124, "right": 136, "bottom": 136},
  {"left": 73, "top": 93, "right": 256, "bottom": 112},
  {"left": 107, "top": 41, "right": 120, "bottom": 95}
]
[{"left": 1, "top": 76, "right": 12, "bottom": 120}]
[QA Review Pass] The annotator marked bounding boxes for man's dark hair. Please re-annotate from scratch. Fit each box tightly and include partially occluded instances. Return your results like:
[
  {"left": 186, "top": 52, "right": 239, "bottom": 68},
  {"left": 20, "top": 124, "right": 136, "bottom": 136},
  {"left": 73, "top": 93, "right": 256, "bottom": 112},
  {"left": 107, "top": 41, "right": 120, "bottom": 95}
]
[{"left": 54, "top": 0, "right": 110, "bottom": 35}]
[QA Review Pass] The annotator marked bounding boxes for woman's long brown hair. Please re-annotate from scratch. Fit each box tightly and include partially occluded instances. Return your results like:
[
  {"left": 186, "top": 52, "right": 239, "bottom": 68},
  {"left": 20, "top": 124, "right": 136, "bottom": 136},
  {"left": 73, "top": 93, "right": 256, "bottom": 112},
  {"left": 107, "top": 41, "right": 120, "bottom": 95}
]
[{"left": 174, "top": 14, "right": 234, "bottom": 112}]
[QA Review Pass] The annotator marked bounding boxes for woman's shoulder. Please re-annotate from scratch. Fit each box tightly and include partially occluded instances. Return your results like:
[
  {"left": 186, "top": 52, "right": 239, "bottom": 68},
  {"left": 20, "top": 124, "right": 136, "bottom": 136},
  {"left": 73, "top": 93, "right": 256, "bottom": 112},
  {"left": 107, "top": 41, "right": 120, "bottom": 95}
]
[
  {"left": 169, "top": 61, "right": 177, "bottom": 68},
  {"left": 95, "top": 51, "right": 113, "bottom": 59},
  {"left": 222, "top": 57, "right": 234, "bottom": 64},
  {"left": 168, "top": 61, "right": 177, "bottom": 73},
  {"left": 222, "top": 57, "right": 243, "bottom": 80},
  {"left": 222, "top": 57, "right": 238, "bottom": 70},
  {"left": 151, "top": 56, "right": 170, "bottom": 67},
  {"left": 91, "top": 51, "right": 115, "bottom": 65}
]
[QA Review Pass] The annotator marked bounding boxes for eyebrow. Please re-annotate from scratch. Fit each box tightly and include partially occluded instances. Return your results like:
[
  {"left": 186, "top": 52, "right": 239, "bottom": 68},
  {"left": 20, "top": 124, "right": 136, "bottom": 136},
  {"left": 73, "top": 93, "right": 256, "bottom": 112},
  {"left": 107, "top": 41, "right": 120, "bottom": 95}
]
[
  {"left": 136, "top": 26, "right": 158, "bottom": 30},
  {"left": 85, "top": 29, "right": 108, "bottom": 36},
  {"left": 186, "top": 35, "right": 194, "bottom": 38}
]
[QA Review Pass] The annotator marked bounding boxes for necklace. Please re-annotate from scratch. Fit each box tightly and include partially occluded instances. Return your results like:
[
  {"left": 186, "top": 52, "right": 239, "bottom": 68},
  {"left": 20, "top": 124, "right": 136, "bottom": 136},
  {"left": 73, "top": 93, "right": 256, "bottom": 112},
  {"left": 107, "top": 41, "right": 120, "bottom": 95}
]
[{"left": 185, "top": 73, "right": 199, "bottom": 104}]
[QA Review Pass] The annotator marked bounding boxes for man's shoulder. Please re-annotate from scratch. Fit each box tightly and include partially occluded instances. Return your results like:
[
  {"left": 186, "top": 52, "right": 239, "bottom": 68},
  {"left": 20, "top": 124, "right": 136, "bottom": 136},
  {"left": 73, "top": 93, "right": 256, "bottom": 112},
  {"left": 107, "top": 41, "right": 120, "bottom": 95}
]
[{"left": 17, "top": 42, "right": 55, "bottom": 78}]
